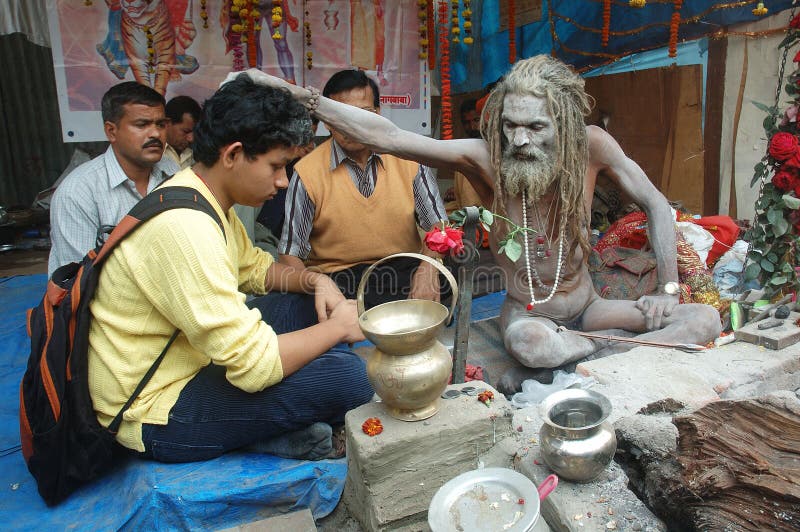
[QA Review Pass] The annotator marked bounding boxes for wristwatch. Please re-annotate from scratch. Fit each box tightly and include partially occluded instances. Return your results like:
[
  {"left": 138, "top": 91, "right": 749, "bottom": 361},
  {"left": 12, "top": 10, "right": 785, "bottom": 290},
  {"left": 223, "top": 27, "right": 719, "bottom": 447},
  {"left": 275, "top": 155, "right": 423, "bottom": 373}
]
[{"left": 663, "top": 281, "right": 680, "bottom": 295}]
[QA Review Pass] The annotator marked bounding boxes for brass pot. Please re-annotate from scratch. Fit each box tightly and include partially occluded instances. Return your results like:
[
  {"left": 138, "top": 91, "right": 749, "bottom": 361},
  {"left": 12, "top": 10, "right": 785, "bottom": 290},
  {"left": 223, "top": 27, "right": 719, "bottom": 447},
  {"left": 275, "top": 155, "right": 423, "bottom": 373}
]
[
  {"left": 539, "top": 389, "right": 617, "bottom": 482},
  {"left": 357, "top": 253, "right": 458, "bottom": 421}
]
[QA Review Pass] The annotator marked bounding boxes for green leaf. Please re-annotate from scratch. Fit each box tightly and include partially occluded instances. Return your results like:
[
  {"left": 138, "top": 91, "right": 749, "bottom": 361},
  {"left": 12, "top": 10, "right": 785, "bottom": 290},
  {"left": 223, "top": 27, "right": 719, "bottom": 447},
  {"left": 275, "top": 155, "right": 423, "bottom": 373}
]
[
  {"left": 745, "top": 262, "right": 761, "bottom": 280},
  {"left": 770, "top": 275, "right": 789, "bottom": 285},
  {"left": 449, "top": 210, "right": 466, "bottom": 224},
  {"left": 480, "top": 209, "right": 494, "bottom": 227},
  {"left": 752, "top": 100, "right": 776, "bottom": 114},
  {"left": 782, "top": 262, "right": 796, "bottom": 274},
  {"left": 773, "top": 217, "right": 790, "bottom": 237},
  {"left": 767, "top": 208, "right": 785, "bottom": 225},
  {"left": 760, "top": 258, "right": 776, "bottom": 273},
  {"left": 783, "top": 194, "right": 800, "bottom": 209},
  {"left": 503, "top": 239, "right": 522, "bottom": 263},
  {"left": 767, "top": 252, "right": 779, "bottom": 262}
]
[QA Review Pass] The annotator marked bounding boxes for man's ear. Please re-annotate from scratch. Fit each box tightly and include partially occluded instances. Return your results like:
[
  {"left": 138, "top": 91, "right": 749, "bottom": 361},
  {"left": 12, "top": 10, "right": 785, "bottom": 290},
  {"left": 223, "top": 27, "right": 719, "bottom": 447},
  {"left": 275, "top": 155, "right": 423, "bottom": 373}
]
[
  {"left": 104, "top": 121, "right": 117, "bottom": 143},
  {"left": 220, "top": 141, "right": 244, "bottom": 169}
]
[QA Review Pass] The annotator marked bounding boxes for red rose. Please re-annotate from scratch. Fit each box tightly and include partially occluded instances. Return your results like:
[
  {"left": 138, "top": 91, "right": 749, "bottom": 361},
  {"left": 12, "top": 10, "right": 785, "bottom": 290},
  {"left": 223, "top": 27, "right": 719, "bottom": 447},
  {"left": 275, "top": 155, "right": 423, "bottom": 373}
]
[
  {"left": 784, "top": 149, "right": 800, "bottom": 171},
  {"left": 769, "top": 132, "right": 799, "bottom": 162},
  {"left": 792, "top": 13, "right": 800, "bottom": 28},
  {"left": 772, "top": 169, "right": 795, "bottom": 191},
  {"left": 794, "top": 49, "right": 800, "bottom": 63},
  {"left": 424, "top": 226, "right": 465, "bottom": 255}
]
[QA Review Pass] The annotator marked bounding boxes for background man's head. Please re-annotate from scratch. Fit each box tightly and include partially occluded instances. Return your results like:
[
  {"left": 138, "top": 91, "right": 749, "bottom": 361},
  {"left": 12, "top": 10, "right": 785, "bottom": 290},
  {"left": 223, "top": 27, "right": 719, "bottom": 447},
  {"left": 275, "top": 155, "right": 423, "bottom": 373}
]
[
  {"left": 193, "top": 75, "right": 311, "bottom": 204},
  {"left": 101, "top": 81, "right": 167, "bottom": 170},
  {"left": 459, "top": 98, "right": 480, "bottom": 139},
  {"left": 165, "top": 95, "right": 202, "bottom": 154},
  {"left": 322, "top": 69, "right": 380, "bottom": 156}
]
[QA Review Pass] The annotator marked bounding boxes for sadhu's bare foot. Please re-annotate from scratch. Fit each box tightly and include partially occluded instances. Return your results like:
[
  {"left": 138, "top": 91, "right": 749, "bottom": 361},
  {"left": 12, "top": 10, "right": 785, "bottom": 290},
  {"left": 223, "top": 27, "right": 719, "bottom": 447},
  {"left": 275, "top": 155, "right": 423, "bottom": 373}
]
[{"left": 496, "top": 366, "right": 554, "bottom": 396}]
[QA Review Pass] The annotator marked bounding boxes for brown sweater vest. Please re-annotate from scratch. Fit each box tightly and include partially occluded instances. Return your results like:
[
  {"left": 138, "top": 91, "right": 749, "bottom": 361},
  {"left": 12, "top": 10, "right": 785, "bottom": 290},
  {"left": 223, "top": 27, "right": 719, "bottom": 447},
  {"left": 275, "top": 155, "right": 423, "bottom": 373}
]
[{"left": 295, "top": 141, "right": 422, "bottom": 273}]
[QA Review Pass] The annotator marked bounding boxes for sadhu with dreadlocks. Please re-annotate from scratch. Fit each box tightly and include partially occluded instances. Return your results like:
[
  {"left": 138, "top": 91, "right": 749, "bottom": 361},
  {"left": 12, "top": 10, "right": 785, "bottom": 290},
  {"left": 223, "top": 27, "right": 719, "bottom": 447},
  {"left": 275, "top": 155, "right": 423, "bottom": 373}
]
[{"left": 233, "top": 56, "right": 721, "bottom": 393}]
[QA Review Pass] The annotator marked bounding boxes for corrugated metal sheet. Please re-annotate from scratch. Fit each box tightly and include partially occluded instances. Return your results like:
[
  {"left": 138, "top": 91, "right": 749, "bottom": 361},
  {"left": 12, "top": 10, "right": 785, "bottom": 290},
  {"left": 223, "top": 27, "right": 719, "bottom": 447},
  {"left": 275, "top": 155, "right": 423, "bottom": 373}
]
[{"left": 0, "top": 33, "right": 72, "bottom": 207}]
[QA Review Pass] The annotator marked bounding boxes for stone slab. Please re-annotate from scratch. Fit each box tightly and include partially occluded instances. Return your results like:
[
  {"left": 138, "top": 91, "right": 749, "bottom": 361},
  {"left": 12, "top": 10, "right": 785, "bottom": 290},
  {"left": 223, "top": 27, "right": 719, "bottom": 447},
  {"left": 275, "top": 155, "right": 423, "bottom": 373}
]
[
  {"left": 512, "top": 408, "right": 665, "bottom": 532},
  {"left": 735, "top": 311, "right": 800, "bottom": 350},
  {"left": 342, "top": 381, "right": 517, "bottom": 531},
  {"left": 217, "top": 508, "right": 316, "bottom": 532}
]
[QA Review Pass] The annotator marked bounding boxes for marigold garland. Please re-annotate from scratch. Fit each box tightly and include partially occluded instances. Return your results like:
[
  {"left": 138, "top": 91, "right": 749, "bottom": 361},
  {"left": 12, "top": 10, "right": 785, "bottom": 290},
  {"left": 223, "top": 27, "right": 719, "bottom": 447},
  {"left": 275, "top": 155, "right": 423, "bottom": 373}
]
[
  {"left": 200, "top": 0, "right": 209, "bottom": 29},
  {"left": 419, "top": 0, "right": 429, "bottom": 60},
  {"left": 601, "top": 0, "right": 611, "bottom": 47},
  {"left": 451, "top": 0, "right": 460, "bottom": 43},
  {"left": 669, "top": 0, "right": 683, "bottom": 58},
  {"left": 362, "top": 417, "right": 383, "bottom": 436},
  {"left": 508, "top": 0, "right": 516, "bottom": 63},
  {"left": 752, "top": 2, "right": 769, "bottom": 16},
  {"left": 438, "top": 0, "right": 453, "bottom": 139},
  {"left": 304, "top": 1, "right": 312, "bottom": 69},
  {"left": 145, "top": 25, "right": 155, "bottom": 74},
  {"left": 272, "top": 0, "right": 283, "bottom": 40},
  {"left": 463, "top": 0, "right": 473, "bottom": 45}
]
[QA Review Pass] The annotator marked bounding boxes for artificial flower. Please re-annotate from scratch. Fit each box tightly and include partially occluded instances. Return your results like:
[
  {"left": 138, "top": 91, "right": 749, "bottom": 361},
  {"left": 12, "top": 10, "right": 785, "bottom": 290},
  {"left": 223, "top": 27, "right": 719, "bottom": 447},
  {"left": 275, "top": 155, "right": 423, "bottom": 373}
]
[
  {"left": 791, "top": 12, "right": 800, "bottom": 28},
  {"left": 362, "top": 417, "right": 383, "bottom": 436},
  {"left": 424, "top": 225, "right": 465, "bottom": 255},
  {"left": 477, "top": 390, "right": 494, "bottom": 406},
  {"left": 768, "top": 132, "right": 799, "bottom": 162}
]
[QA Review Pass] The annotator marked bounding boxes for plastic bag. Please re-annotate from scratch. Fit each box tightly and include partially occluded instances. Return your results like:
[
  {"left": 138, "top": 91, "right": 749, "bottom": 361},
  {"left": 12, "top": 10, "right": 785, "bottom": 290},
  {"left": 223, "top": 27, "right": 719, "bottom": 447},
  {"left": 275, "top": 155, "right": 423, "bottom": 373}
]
[{"left": 510, "top": 370, "right": 597, "bottom": 409}]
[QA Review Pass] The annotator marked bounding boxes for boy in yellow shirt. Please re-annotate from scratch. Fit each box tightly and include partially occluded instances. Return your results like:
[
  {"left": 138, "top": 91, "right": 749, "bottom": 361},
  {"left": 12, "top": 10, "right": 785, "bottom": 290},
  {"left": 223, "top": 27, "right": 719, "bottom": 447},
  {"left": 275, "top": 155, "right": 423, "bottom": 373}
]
[{"left": 88, "top": 75, "right": 373, "bottom": 462}]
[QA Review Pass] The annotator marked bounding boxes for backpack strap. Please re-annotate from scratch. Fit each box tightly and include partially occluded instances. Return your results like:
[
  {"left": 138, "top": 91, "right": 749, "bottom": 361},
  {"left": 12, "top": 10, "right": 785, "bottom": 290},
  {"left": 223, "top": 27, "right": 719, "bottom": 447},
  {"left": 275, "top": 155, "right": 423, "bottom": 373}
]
[
  {"left": 93, "top": 186, "right": 226, "bottom": 435},
  {"left": 95, "top": 186, "right": 225, "bottom": 265}
]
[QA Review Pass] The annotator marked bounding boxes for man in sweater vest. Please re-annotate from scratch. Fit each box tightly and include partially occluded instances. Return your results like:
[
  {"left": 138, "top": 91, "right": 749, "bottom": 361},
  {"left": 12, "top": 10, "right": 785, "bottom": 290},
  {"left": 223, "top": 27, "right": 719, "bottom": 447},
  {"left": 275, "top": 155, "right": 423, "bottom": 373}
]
[
  {"left": 235, "top": 56, "right": 721, "bottom": 394},
  {"left": 278, "top": 70, "right": 448, "bottom": 309}
]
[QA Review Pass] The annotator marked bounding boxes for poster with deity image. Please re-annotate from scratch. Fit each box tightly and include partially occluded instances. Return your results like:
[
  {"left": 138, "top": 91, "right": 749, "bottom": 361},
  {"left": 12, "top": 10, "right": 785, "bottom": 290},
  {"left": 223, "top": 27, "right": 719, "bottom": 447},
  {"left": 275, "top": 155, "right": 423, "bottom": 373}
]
[{"left": 46, "top": 0, "right": 430, "bottom": 142}]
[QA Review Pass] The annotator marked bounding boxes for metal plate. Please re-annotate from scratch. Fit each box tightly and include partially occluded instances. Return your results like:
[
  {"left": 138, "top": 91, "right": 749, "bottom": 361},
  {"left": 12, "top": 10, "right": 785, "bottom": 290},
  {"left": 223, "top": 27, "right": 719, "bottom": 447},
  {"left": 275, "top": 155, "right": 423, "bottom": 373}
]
[{"left": 428, "top": 468, "right": 540, "bottom": 532}]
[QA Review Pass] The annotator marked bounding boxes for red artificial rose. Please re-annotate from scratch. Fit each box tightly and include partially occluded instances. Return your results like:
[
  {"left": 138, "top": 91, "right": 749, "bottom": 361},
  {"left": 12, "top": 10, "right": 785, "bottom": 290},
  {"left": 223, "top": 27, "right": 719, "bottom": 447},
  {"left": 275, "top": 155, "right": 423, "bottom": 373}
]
[
  {"left": 792, "top": 13, "right": 800, "bottom": 28},
  {"left": 424, "top": 226, "right": 465, "bottom": 255},
  {"left": 772, "top": 169, "right": 796, "bottom": 191},
  {"left": 794, "top": 49, "right": 800, "bottom": 63},
  {"left": 783, "top": 149, "right": 800, "bottom": 172},
  {"left": 769, "top": 132, "right": 800, "bottom": 162}
]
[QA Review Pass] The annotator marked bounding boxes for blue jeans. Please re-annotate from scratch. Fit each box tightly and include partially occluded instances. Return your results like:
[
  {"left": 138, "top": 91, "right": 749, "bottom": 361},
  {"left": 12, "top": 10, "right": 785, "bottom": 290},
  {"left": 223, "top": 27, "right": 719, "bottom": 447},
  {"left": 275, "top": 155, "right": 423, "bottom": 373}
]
[{"left": 140, "top": 293, "right": 373, "bottom": 462}]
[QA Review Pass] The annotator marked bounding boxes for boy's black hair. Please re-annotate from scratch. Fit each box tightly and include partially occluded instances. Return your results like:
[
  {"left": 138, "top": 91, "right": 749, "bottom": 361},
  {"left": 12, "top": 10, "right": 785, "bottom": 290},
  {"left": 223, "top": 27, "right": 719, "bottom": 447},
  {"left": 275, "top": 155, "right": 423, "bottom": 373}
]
[
  {"left": 322, "top": 69, "right": 380, "bottom": 108},
  {"left": 101, "top": 82, "right": 165, "bottom": 124},
  {"left": 193, "top": 75, "right": 312, "bottom": 166},
  {"left": 165, "top": 95, "right": 202, "bottom": 123}
]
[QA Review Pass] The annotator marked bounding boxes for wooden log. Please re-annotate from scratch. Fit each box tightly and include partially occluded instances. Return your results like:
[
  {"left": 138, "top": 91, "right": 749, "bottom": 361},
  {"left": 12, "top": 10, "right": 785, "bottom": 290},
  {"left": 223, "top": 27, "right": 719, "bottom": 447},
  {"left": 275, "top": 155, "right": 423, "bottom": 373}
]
[{"left": 672, "top": 393, "right": 800, "bottom": 530}]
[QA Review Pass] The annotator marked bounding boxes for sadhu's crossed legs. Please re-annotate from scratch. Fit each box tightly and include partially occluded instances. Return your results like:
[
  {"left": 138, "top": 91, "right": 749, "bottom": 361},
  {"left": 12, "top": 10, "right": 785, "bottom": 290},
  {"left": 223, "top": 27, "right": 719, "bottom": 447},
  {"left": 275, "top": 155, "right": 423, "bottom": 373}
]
[{"left": 497, "top": 297, "right": 721, "bottom": 394}]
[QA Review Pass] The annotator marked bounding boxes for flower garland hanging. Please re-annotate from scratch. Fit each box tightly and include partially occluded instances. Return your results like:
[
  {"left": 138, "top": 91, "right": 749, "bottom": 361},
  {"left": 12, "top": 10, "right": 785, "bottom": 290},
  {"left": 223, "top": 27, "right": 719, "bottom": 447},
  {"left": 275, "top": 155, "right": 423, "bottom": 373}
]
[
  {"left": 272, "top": 0, "right": 283, "bottom": 40},
  {"left": 601, "top": 0, "right": 611, "bottom": 47},
  {"left": 668, "top": 0, "right": 682, "bottom": 58},
  {"left": 463, "top": 0, "right": 473, "bottom": 45},
  {"left": 752, "top": 2, "right": 769, "bottom": 16},
  {"left": 438, "top": 0, "right": 453, "bottom": 139},
  {"left": 200, "top": 0, "right": 208, "bottom": 29},
  {"left": 304, "top": 1, "right": 313, "bottom": 69},
  {"left": 451, "top": 0, "right": 460, "bottom": 44},
  {"left": 745, "top": 10, "right": 800, "bottom": 299},
  {"left": 229, "top": 1, "right": 246, "bottom": 71},
  {"left": 145, "top": 25, "right": 155, "bottom": 74},
  {"left": 508, "top": 0, "right": 516, "bottom": 64},
  {"left": 419, "top": 0, "right": 429, "bottom": 60}
]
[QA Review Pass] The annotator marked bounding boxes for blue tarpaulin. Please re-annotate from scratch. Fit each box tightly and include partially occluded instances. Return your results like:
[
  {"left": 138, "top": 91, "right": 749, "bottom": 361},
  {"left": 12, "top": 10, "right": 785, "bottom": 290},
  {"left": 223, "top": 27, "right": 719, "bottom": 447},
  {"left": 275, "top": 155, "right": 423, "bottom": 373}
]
[
  {"left": 448, "top": 0, "right": 796, "bottom": 93},
  {"left": 0, "top": 274, "right": 346, "bottom": 531}
]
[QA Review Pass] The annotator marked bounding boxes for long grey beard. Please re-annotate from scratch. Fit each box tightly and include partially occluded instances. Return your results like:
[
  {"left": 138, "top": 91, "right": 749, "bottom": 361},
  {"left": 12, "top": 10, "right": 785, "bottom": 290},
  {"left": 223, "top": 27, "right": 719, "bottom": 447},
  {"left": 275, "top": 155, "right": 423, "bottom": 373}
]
[{"left": 500, "top": 146, "right": 556, "bottom": 201}]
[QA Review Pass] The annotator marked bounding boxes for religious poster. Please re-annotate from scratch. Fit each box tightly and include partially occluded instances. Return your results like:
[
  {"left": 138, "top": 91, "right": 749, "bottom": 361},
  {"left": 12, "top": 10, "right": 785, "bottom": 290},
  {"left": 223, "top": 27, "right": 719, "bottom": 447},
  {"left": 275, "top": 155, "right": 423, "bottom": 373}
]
[{"left": 46, "top": 0, "right": 430, "bottom": 142}]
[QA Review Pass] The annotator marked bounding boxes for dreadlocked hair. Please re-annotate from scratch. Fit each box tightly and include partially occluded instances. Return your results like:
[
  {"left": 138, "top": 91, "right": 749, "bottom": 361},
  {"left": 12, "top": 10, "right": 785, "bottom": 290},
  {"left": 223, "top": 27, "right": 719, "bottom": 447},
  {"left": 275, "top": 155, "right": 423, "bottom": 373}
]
[{"left": 481, "top": 55, "right": 593, "bottom": 262}]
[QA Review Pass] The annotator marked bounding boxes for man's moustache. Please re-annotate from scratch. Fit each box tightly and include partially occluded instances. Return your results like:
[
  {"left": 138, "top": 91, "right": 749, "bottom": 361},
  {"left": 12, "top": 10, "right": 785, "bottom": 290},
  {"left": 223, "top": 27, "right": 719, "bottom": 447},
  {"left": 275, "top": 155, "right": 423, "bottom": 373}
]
[{"left": 143, "top": 140, "right": 163, "bottom": 149}]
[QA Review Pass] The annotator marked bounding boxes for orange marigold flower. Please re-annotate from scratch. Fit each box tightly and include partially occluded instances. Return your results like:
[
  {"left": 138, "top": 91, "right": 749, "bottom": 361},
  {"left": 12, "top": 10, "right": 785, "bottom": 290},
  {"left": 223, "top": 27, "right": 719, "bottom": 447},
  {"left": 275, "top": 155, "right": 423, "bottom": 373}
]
[
  {"left": 477, "top": 390, "right": 494, "bottom": 406},
  {"left": 362, "top": 417, "right": 383, "bottom": 436}
]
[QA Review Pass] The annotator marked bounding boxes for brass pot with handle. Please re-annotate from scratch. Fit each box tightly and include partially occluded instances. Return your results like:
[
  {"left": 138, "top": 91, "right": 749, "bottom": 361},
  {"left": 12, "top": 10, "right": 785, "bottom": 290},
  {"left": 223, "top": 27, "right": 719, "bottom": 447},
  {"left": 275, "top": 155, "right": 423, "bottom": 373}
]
[{"left": 357, "top": 253, "right": 459, "bottom": 421}]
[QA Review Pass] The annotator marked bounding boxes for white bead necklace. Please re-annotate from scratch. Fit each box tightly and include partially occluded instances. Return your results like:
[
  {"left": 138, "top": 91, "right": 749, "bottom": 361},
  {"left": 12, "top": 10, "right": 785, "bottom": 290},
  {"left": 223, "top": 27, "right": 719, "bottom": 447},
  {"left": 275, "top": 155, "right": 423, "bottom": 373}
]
[{"left": 521, "top": 189, "right": 566, "bottom": 311}]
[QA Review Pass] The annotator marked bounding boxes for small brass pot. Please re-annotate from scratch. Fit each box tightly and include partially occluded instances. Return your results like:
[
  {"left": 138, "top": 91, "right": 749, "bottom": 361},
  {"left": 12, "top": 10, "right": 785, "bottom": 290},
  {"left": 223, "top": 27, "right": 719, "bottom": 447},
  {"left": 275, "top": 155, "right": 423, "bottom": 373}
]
[{"left": 358, "top": 253, "right": 458, "bottom": 421}]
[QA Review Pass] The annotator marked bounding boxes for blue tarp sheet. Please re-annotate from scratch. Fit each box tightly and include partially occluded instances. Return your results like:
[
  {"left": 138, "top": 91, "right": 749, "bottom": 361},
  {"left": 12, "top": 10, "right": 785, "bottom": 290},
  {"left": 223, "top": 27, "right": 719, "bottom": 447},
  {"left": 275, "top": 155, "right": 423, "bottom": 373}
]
[
  {"left": 449, "top": 0, "right": 796, "bottom": 93},
  {"left": 0, "top": 275, "right": 346, "bottom": 531}
]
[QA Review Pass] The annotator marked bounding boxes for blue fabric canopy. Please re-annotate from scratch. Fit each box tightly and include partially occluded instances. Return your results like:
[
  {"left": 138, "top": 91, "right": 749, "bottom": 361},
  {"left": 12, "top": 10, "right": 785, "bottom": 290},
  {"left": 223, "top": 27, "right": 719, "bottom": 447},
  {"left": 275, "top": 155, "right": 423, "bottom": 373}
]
[{"left": 447, "top": 0, "right": 796, "bottom": 93}]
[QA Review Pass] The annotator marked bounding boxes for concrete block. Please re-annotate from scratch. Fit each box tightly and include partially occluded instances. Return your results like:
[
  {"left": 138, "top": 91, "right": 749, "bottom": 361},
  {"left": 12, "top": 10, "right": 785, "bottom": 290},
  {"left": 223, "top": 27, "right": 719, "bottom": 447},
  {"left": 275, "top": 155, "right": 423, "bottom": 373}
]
[
  {"left": 735, "top": 312, "right": 800, "bottom": 350},
  {"left": 512, "top": 407, "right": 665, "bottom": 532},
  {"left": 576, "top": 347, "right": 720, "bottom": 420},
  {"left": 342, "top": 381, "right": 517, "bottom": 531},
  {"left": 217, "top": 508, "right": 316, "bottom": 532}
]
